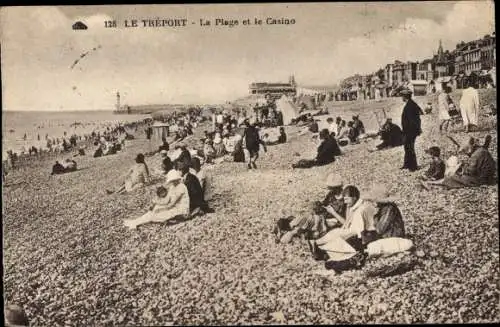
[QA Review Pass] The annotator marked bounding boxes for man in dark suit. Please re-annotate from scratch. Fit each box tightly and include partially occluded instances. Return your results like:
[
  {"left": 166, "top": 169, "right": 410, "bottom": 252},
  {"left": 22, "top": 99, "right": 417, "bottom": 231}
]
[{"left": 400, "top": 89, "right": 422, "bottom": 172}]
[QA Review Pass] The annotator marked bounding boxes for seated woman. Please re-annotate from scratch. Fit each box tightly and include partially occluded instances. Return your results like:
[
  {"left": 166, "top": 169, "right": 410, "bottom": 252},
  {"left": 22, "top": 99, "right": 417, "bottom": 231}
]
[
  {"left": 352, "top": 115, "right": 365, "bottom": 135},
  {"left": 263, "top": 127, "right": 287, "bottom": 146},
  {"left": 277, "top": 173, "right": 346, "bottom": 243},
  {"left": 123, "top": 170, "right": 189, "bottom": 229},
  {"left": 372, "top": 118, "right": 403, "bottom": 151},
  {"left": 162, "top": 154, "right": 174, "bottom": 174},
  {"left": 346, "top": 121, "right": 360, "bottom": 144},
  {"left": 190, "top": 157, "right": 212, "bottom": 201},
  {"left": 309, "top": 185, "right": 378, "bottom": 260},
  {"left": 328, "top": 132, "right": 342, "bottom": 156},
  {"left": 232, "top": 133, "right": 245, "bottom": 163},
  {"left": 203, "top": 139, "right": 216, "bottom": 164},
  {"left": 106, "top": 153, "right": 150, "bottom": 194},
  {"left": 424, "top": 136, "right": 496, "bottom": 189},
  {"left": 362, "top": 184, "right": 405, "bottom": 240},
  {"left": 174, "top": 145, "right": 192, "bottom": 170},
  {"left": 292, "top": 129, "right": 336, "bottom": 169},
  {"left": 213, "top": 132, "right": 226, "bottom": 158}
]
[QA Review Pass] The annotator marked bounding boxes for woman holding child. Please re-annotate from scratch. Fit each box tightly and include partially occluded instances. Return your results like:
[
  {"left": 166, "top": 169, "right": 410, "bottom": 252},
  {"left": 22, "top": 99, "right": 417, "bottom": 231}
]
[{"left": 123, "top": 169, "right": 190, "bottom": 230}]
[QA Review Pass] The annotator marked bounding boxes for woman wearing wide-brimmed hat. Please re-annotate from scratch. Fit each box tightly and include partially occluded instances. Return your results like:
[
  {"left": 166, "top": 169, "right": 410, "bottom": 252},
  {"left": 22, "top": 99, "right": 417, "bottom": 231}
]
[
  {"left": 362, "top": 184, "right": 405, "bottom": 240},
  {"left": 123, "top": 169, "right": 190, "bottom": 230}
]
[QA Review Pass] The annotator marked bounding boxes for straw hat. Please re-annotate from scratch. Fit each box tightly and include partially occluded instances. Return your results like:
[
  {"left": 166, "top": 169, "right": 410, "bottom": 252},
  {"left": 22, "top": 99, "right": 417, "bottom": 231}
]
[
  {"left": 165, "top": 169, "right": 182, "bottom": 184},
  {"left": 325, "top": 173, "right": 343, "bottom": 188},
  {"left": 362, "top": 184, "right": 399, "bottom": 203}
]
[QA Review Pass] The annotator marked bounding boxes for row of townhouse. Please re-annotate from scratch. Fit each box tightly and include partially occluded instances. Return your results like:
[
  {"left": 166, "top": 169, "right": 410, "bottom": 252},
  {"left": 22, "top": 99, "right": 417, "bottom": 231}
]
[{"left": 339, "top": 32, "right": 496, "bottom": 100}]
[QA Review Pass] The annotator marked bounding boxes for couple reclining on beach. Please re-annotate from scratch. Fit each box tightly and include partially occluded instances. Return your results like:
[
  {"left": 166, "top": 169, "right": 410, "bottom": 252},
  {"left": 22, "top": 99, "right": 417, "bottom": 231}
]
[
  {"left": 273, "top": 174, "right": 408, "bottom": 273},
  {"left": 51, "top": 159, "right": 77, "bottom": 175}
]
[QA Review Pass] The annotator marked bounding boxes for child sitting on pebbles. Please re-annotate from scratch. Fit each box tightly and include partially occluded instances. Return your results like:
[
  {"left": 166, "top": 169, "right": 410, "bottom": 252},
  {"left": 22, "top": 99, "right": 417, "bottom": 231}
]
[{"left": 419, "top": 146, "right": 445, "bottom": 181}]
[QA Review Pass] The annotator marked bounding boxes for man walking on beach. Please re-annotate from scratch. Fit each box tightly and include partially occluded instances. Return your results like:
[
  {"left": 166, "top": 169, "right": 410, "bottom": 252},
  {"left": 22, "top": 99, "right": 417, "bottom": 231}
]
[
  {"left": 400, "top": 88, "right": 422, "bottom": 172},
  {"left": 243, "top": 119, "right": 267, "bottom": 169}
]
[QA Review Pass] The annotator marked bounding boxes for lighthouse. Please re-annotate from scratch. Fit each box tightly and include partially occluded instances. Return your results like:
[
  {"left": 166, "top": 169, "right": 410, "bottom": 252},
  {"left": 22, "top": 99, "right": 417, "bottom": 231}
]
[{"left": 116, "top": 91, "right": 121, "bottom": 112}]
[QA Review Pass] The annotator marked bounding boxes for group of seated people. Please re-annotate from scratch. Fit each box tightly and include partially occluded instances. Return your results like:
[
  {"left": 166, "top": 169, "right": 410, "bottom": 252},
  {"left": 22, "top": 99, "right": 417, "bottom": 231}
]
[
  {"left": 92, "top": 137, "right": 124, "bottom": 158},
  {"left": 103, "top": 145, "right": 213, "bottom": 230},
  {"left": 420, "top": 135, "right": 496, "bottom": 189},
  {"left": 325, "top": 115, "right": 366, "bottom": 145},
  {"left": 274, "top": 173, "right": 408, "bottom": 273},
  {"left": 122, "top": 153, "right": 213, "bottom": 229}
]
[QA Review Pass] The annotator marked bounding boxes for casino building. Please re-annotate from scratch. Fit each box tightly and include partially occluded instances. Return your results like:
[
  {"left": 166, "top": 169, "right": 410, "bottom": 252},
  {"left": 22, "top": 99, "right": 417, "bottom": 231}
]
[{"left": 249, "top": 75, "right": 297, "bottom": 98}]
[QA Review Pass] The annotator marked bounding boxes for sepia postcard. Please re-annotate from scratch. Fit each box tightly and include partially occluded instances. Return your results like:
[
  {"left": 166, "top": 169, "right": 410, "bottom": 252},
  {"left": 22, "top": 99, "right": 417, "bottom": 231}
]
[{"left": 1, "top": 2, "right": 498, "bottom": 326}]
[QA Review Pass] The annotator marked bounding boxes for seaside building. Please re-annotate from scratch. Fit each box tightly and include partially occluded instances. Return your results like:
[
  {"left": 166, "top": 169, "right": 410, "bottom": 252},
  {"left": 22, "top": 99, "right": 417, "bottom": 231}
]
[
  {"left": 392, "top": 61, "right": 405, "bottom": 86},
  {"left": 432, "top": 40, "right": 455, "bottom": 78},
  {"left": 249, "top": 75, "right": 297, "bottom": 98},
  {"left": 416, "top": 59, "right": 435, "bottom": 82},
  {"left": 339, "top": 32, "right": 496, "bottom": 97},
  {"left": 404, "top": 61, "right": 417, "bottom": 82}
]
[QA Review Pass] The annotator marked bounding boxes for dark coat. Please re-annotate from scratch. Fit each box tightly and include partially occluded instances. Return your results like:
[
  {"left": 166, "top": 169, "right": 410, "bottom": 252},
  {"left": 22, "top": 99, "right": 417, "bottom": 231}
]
[
  {"left": 316, "top": 138, "right": 336, "bottom": 165},
  {"left": 380, "top": 122, "right": 403, "bottom": 147},
  {"left": 184, "top": 172, "right": 205, "bottom": 211},
  {"left": 244, "top": 126, "right": 261, "bottom": 152},
  {"left": 401, "top": 99, "right": 422, "bottom": 139}
]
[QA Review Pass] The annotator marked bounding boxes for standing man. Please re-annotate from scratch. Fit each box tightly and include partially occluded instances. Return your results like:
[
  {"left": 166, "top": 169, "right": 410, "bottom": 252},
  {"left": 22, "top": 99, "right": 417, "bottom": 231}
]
[
  {"left": 243, "top": 118, "right": 267, "bottom": 169},
  {"left": 400, "top": 88, "right": 422, "bottom": 172}
]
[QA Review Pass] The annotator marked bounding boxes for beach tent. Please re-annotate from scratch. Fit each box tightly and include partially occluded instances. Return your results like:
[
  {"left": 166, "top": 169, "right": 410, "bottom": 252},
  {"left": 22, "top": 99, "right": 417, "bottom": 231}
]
[
  {"left": 276, "top": 95, "right": 300, "bottom": 125},
  {"left": 151, "top": 122, "right": 170, "bottom": 143}
]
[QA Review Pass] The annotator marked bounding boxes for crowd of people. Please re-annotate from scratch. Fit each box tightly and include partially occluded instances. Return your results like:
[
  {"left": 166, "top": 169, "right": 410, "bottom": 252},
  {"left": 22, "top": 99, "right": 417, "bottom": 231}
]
[
  {"left": 4, "top": 82, "right": 497, "bottom": 323},
  {"left": 279, "top": 83, "right": 496, "bottom": 274}
]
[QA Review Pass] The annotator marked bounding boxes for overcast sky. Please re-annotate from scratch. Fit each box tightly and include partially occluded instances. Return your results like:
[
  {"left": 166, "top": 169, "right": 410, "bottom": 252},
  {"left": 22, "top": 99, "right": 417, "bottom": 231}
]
[{"left": 0, "top": 2, "right": 495, "bottom": 111}]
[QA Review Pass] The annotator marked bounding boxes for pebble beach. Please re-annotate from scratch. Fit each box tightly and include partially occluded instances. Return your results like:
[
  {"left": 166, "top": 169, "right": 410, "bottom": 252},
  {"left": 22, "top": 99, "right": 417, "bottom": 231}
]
[{"left": 2, "top": 89, "right": 498, "bottom": 325}]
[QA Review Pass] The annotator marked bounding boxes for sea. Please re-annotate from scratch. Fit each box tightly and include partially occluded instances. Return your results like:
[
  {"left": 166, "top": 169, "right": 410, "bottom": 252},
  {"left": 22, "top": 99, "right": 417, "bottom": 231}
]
[{"left": 2, "top": 111, "right": 150, "bottom": 159}]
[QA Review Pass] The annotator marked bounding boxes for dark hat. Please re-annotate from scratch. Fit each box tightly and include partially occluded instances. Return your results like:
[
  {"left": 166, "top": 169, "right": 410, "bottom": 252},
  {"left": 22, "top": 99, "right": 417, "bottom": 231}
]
[
  {"left": 425, "top": 146, "right": 441, "bottom": 157},
  {"left": 400, "top": 88, "right": 412, "bottom": 96}
]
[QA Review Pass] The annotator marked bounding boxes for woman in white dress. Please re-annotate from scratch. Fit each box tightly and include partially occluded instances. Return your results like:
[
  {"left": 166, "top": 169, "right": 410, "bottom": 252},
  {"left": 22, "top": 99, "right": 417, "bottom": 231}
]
[{"left": 123, "top": 170, "right": 190, "bottom": 230}]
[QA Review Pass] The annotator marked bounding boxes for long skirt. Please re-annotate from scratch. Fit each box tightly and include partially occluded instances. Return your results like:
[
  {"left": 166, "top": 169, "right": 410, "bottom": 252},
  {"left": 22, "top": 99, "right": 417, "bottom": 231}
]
[
  {"left": 441, "top": 174, "right": 483, "bottom": 189},
  {"left": 125, "top": 180, "right": 145, "bottom": 192},
  {"left": 126, "top": 208, "right": 187, "bottom": 228}
]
